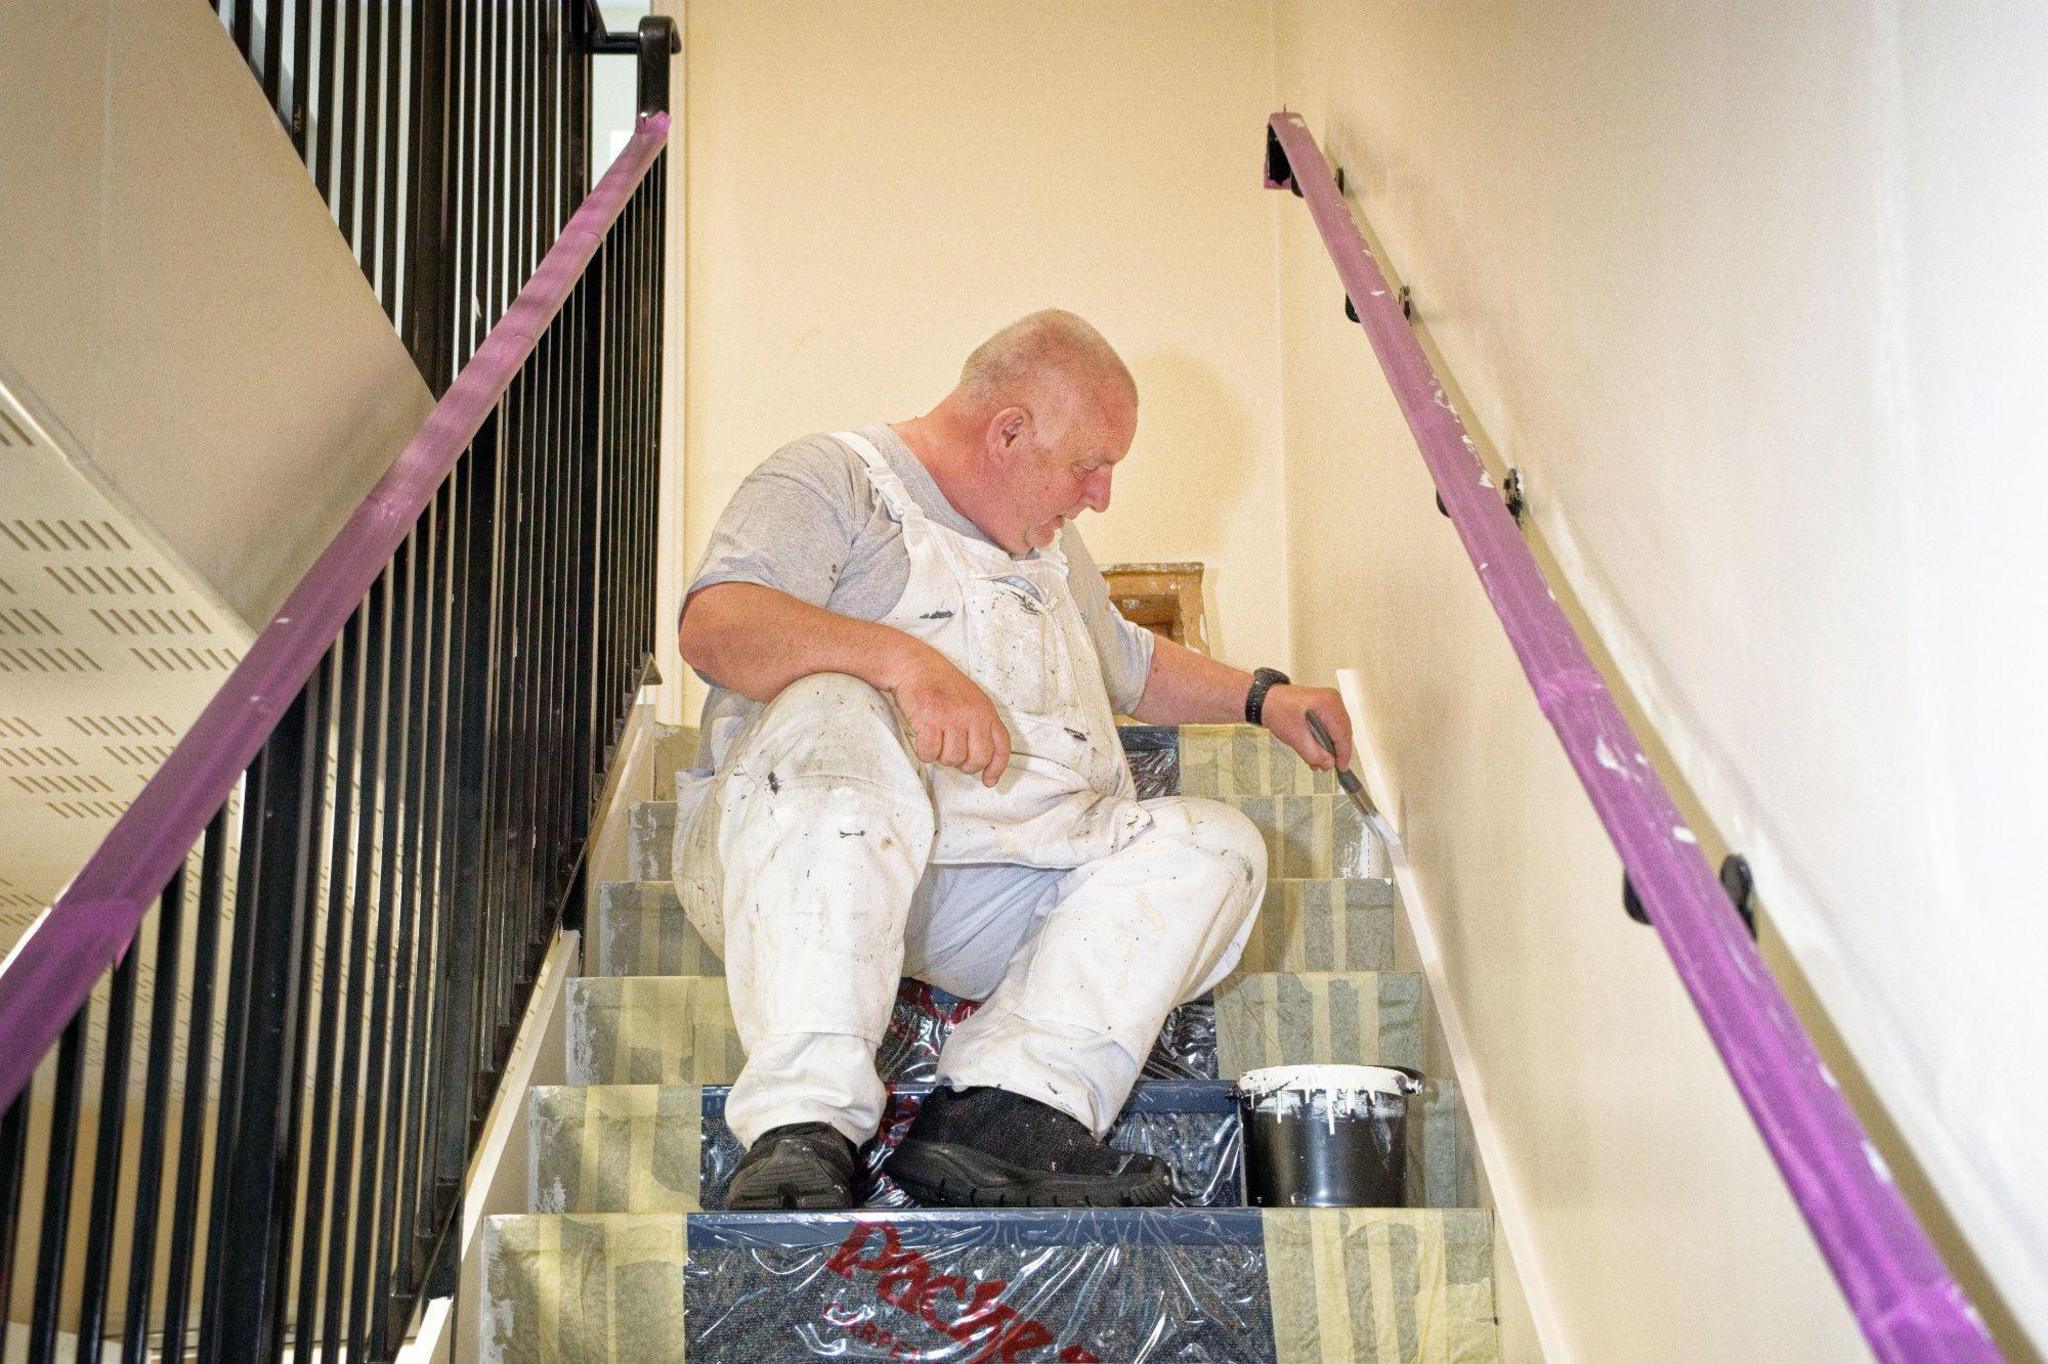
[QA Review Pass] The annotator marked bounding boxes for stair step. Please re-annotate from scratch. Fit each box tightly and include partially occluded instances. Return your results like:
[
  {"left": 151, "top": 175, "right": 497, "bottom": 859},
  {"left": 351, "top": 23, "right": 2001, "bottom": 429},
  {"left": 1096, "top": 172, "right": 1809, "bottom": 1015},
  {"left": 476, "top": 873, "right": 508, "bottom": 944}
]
[
  {"left": 482, "top": 1206, "right": 1499, "bottom": 1362},
  {"left": 566, "top": 975, "right": 1224, "bottom": 1086},
  {"left": 530, "top": 1076, "right": 1469, "bottom": 1216},
  {"left": 651, "top": 724, "right": 701, "bottom": 799},
  {"left": 653, "top": 720, "right": 1333, "bottom": 802},
  {"left": 564, "top": 970, "right": 1416, "bottom": 1087},
  {"left": 630, "top": 791, "right": 1388, "bottom": 882},
  {"left": 530, "top": 1079, "right": 1251, "bottom": 1214},
  {"left": 593, "top": 875, "right": 1397, "bottom": 979},
  {"left": 1175, "top": 723, "right": 1339, "bottom": 798},
  {"left": 1219, "top": 970, "right": 1422, "bottom": 1075}
]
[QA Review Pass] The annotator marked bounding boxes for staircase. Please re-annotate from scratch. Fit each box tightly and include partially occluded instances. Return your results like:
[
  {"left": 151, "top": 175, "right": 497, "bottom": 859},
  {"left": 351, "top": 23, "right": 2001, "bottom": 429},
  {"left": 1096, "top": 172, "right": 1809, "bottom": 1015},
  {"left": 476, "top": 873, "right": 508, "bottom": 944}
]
[{"left": 481, "top": 723, "right": 1501, "bottom": 1362}]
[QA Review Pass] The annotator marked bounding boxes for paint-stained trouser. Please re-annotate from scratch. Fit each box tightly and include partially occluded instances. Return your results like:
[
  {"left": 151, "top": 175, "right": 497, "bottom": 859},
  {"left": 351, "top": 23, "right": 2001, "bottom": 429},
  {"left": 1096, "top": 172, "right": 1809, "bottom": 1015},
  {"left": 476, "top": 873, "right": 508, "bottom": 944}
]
[{"left": 672, "top": 673, "right": 1267, "bottom": 1148}]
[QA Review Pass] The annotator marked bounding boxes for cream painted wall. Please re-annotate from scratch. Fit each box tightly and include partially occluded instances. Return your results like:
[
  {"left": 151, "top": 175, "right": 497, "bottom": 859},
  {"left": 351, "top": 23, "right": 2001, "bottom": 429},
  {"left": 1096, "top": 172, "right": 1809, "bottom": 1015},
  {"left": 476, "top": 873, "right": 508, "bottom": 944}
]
[
  {"left": 1273, "top": 0, "right": 2044, "bottom": 1358},
  {"left": 676, "top": 0, "right": 1289, "bottom": 718}
]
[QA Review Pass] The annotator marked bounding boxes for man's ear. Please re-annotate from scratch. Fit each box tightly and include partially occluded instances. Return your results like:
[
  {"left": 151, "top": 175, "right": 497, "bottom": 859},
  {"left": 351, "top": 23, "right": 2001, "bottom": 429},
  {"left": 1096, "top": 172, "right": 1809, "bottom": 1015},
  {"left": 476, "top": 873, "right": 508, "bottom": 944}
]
[{"left": 987, "top": 405, "right": 1032, "bottom": 462}]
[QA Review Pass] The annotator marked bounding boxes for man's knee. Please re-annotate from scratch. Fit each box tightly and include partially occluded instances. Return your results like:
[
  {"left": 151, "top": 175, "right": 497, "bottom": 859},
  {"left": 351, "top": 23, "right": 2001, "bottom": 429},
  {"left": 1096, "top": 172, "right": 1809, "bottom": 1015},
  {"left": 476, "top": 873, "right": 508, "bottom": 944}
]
[
  {"left": 1147, "top": 796, "right": 1268, "bottom": 915},
  {"left": 742, "top": 672, "right": 920, "bottom": 792}
]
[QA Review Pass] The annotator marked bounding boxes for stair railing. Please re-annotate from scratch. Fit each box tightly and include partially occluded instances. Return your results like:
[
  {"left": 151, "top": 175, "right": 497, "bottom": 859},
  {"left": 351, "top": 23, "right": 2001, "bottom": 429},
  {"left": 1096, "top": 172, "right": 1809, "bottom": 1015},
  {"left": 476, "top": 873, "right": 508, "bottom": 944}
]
[
  {"left": 0, "top": 90, "right": 669, "bottom": 1364},
  {"left": 209, "top": 0, "right": 650, "bottom": 395},
  {"left": 1262, "top": 112, "right": 1999, "bottom": 1363}
]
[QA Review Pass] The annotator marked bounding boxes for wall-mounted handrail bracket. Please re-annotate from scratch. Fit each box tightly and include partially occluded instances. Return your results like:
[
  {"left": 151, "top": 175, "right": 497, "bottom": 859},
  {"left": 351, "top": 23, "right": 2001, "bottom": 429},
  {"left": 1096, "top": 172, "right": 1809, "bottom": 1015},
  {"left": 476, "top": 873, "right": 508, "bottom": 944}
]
[
  {"left": 1435, "top": 466, "right": 1524, "bottom": 526},
  {"left": 581, "top": 2, "right": 680, "bottom": 117},
  {"left": 1627, "top": 852, "right": 1756, "bottom": 939},
  {"left": 1264, "top": 124, "right": 1302, "bottom": 197},
  {"left": 1262, "top": 108, "right": 1999, "bottom": 1362}
]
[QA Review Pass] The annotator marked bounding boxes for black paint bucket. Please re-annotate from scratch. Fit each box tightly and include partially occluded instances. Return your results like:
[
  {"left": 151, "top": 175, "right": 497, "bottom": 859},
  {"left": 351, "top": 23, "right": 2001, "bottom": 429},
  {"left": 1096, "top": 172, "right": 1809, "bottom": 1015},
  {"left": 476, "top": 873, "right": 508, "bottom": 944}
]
[{"left": 1233, "top": 1064, "right": 1423, "bottom": 1208}]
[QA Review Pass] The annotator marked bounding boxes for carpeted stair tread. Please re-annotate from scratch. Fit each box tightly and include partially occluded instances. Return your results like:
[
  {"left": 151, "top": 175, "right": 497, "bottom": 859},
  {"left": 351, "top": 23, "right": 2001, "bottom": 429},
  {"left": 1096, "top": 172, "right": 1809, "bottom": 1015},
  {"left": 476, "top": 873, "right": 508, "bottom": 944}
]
[
  {"left": 630, "top": 791, "right": 1388, "bottom": 881},
  {"left": 529, "top": 1079, "right": 1257, "bottom": 1215},
  {"left": 481, "top": 1206, "right": 1499, "bottom": 1363},
  {"left": 595, "top": 875, "right": 1397, "bottom": 978},
  {"left": 566, "top": 970, "right": 1415, "bottom": 1087},
  {"left": 1215, "top": 970, "right": 1423, "bottom": 1075},
  {"left": 654, "top": 720, "right": 1334, "bottom": 800},
  {"left": 1175, "top": 723, "right": 1341, "bottom": 797},
  {"left": 566, "top": 974, "right": 1227, "bottom": 1086}
]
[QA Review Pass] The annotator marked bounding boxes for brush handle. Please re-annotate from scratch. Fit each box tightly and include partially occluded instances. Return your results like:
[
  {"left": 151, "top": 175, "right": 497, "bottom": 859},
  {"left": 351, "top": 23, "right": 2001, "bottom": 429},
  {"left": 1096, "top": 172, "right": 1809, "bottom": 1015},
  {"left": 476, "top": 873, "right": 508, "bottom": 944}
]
[
  {"left": 1310, "top": 704, "right": 1376, "bottom": 802},
  {"left": 1304, "top": 710, "right": 1344, "bottom": 768}
]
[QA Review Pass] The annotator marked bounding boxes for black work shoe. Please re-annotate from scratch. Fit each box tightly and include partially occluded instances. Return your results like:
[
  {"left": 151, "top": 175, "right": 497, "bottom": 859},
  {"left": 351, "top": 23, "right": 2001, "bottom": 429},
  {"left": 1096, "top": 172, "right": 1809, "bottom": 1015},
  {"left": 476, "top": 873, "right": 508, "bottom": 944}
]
[
  {"left": 724, "top": 1122, "right": 860, "bottom": 1210},
  {"left": 884, "top": 1086, "right": 1173, "bottom": 1208}
]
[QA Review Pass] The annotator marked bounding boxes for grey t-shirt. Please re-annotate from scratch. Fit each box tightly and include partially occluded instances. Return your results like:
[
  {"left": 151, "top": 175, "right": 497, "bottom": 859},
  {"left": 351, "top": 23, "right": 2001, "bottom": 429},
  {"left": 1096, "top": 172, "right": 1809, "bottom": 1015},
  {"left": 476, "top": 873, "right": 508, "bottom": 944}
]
[{"left": 684, "top": 424, "right": 1155, "bottom": 768}]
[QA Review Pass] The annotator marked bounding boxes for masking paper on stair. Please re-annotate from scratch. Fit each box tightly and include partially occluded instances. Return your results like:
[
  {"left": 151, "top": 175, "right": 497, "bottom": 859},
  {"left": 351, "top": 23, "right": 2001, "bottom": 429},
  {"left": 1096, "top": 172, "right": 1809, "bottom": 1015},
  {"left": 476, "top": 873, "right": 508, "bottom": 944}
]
[
  {"left": 1264, "top": 1208, "right": 1498, "bottom": 1363},
  {"left": 694, "top": 1082, "right": 1246, "bottom": 1211},
  {"left": 482, "top": 1208, "right": 1497, "bottom": 1363},
  {"left": 1178, "top": 725, "right": 1341, "bottom": 799}
]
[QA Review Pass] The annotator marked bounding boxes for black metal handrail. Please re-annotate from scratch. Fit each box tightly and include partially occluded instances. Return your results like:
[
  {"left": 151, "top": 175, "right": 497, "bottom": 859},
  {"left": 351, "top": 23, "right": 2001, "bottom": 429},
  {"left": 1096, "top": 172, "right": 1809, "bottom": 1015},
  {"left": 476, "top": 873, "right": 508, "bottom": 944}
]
[{"left": 0, "top": 62, "right": 671, "bottom": 1364}]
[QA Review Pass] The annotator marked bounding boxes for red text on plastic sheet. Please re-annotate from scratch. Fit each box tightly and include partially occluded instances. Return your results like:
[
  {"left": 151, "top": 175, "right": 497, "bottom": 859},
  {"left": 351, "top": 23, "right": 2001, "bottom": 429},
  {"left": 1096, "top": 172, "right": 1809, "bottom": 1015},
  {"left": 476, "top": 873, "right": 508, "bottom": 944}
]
[{"left": 826, "top": 1219, "right": 1102, "bottom": 1363}]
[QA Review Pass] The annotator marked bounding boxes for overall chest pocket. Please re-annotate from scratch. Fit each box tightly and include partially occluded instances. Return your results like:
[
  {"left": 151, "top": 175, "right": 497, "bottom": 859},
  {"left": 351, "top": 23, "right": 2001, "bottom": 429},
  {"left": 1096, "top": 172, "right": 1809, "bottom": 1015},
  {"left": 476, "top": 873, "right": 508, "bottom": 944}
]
[{"left": 963, "top": 575, "right": 1073, "bottom": 719}]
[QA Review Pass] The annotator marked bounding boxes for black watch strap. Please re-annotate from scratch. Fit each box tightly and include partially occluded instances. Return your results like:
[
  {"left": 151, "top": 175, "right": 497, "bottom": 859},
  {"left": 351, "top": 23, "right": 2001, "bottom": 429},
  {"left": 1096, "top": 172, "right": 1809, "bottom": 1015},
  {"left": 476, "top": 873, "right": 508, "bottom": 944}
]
[{"left": 1244, "top": 667, "right": 1291, "bottom": 726}]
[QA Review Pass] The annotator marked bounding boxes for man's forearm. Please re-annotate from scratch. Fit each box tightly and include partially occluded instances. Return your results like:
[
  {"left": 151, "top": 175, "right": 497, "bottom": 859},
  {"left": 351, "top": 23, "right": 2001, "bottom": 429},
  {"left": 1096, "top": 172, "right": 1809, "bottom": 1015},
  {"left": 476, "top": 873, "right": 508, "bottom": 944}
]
[
  {"left": 1127, "top": 635, "right": 1254, "bottom": 725},
  {"left": 679, "top": 582, "right": 927, "bottom": 702}
]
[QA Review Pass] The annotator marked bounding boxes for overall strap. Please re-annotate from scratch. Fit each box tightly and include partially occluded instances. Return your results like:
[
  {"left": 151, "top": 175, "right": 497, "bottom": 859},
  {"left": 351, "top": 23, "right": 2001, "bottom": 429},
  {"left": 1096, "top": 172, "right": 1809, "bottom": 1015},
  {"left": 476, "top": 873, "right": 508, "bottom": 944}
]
[{"left": 832, "top": 430, "right": 924, "bottom": 526}]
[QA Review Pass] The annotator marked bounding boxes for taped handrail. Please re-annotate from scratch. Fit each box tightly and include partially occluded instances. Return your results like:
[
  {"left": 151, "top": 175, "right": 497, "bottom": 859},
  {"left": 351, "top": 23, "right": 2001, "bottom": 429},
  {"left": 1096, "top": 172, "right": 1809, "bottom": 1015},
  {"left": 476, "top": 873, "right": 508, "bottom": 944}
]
[
  {"left": 1262, "top": 111, "right": 1997, "bottom": 1362},
  {"left": 0, "top": 114, "right": 672, "bottom": 1118}
]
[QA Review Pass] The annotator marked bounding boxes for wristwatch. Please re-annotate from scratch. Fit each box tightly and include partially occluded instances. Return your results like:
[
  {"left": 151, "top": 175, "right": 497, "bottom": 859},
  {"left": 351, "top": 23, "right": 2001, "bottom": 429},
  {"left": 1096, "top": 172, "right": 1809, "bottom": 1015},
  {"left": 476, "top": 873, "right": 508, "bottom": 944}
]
[{"left": 1244, "top": 668, "right": 1290, "bottom": 726}]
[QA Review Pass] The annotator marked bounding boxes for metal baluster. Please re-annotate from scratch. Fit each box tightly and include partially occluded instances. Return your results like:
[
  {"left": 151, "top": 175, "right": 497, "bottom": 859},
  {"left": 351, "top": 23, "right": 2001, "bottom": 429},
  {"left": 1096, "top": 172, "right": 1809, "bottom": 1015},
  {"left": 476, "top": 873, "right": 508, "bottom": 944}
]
[
  {"left": 261, "top": 0, "right": 284, "bottom": 114},
  {"left": 571, "top": 274, "right": 600, "bottom": 826},
  {"left": 321, "top": 590, "right": 387, "bottom": 1356},
  {"left": 160, "top": 812, "right": 229, "bottom": 1364},
  {"left": 378, "top": 0, "right": 404, "bottom": 320},
  {"left": 233, "top": 0, "right": 256, "bottom": 80},
  {"left": 0, "top": 1076, "right": 29, "bottom": 1364},
  {"left": 121, "top": 865, "right": 186, "bottom": 1364},
  {"left": 334, "top": 0, "right": 363, "bottom": 251},
  {"left": 374, "top": 497, "right": 437, "bottom": 1341},
  {"left": 449, "top": 0, "right": 473, "bottom": 376},
  {"left": 196, "top": 748, "right": 270, "bottom": 1364},
  {"left": 483, "top": 1, "right": 503, "bottom": 331},
  {"left": 313, "top": 0, "right": 341, "bottom": 196},
  {"left": 433, "top": 431, "right": 493, "bottom": 1208},
  {"left": 400, "top": 478, "right": 457, "bottom": 1299},
  {"left": 359, "top": 0, "right": 386, "bottom": 294},
  {"left": 406, "top": 0, "right": 452, "bottom": 392},
  {"left": 74, "top": 929, "right": 140, "bottom": 1362},
  {"left": 28, "top": 1013, "right": 86, "bottom": 1364},
  {"left": 213, "top": 675, "right": 322, "bottom": 1363},
  {"left": 348, "top": 537, "right": 416, "bottom": 1358},
  {"left": 509, "top": 0, "right": 529, "bottom": 294},
  {"left": 288, "top": 608, "right": 358, "bottom": 1357}
]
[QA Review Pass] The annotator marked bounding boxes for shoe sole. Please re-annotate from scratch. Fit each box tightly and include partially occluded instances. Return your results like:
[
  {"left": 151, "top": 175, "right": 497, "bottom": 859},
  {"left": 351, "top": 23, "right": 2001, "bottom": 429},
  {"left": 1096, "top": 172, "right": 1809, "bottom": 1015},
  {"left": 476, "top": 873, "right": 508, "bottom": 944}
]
[
  {"left": 722, "top": 1149, "right": 858, "bottom": 1211},
  {"left": 724, "top": 1184, "right": 854, "bottom": 1211},
  {"left": 885, "top": 1140, "right": 1174, "bottom": 1209}
]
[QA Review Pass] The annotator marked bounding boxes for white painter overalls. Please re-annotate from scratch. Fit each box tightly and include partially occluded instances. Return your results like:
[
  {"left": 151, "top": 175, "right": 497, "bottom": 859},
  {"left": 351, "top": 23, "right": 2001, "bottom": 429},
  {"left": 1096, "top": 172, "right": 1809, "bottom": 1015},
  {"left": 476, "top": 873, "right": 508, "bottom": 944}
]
[{"left": 672, "top": 431, "right": 1266, "bottom": 1147}]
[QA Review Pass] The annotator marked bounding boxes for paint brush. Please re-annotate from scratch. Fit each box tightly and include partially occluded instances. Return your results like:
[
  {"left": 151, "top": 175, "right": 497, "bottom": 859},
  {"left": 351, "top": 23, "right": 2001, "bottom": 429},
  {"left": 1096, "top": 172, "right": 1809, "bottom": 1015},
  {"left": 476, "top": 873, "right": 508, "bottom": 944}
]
[{"left": 1305, "top": 711, "right": 1401, "bottom": 851}]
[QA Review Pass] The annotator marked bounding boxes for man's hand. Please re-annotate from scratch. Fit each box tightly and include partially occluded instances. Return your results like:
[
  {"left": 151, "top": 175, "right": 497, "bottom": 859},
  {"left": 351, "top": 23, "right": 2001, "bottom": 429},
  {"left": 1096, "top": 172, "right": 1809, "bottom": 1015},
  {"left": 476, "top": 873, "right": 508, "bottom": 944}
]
[
  {"left": 1259, "top": 685, "right": 1355, "bottom": 773},
  {"left": 880, "top": 641, "right": 1012, "bottom": 786}
]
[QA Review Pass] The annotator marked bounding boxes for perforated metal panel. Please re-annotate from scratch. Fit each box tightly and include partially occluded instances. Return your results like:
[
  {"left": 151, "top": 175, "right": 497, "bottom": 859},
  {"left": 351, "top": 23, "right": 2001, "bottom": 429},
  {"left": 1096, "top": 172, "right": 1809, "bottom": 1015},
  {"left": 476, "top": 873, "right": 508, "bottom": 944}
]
[{"left": 0, "top": 376, "right": 253, "bottom": 953}]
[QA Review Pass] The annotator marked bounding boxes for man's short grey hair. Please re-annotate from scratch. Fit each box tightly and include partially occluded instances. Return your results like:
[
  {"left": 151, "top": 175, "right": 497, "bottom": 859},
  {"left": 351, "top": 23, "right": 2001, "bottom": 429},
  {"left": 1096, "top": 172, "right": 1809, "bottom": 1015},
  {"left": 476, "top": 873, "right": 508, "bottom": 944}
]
[{"left": 959, "top": 309, "right": 1138, "bottom": 413}]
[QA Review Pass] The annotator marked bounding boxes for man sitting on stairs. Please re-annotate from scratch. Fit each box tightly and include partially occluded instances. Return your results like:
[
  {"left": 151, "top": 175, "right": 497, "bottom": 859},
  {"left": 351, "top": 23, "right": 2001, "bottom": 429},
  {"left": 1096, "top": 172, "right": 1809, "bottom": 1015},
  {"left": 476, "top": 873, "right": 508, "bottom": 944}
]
[{"left": 673, "top": 309, "right": 1355, "bottom": 1210}]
